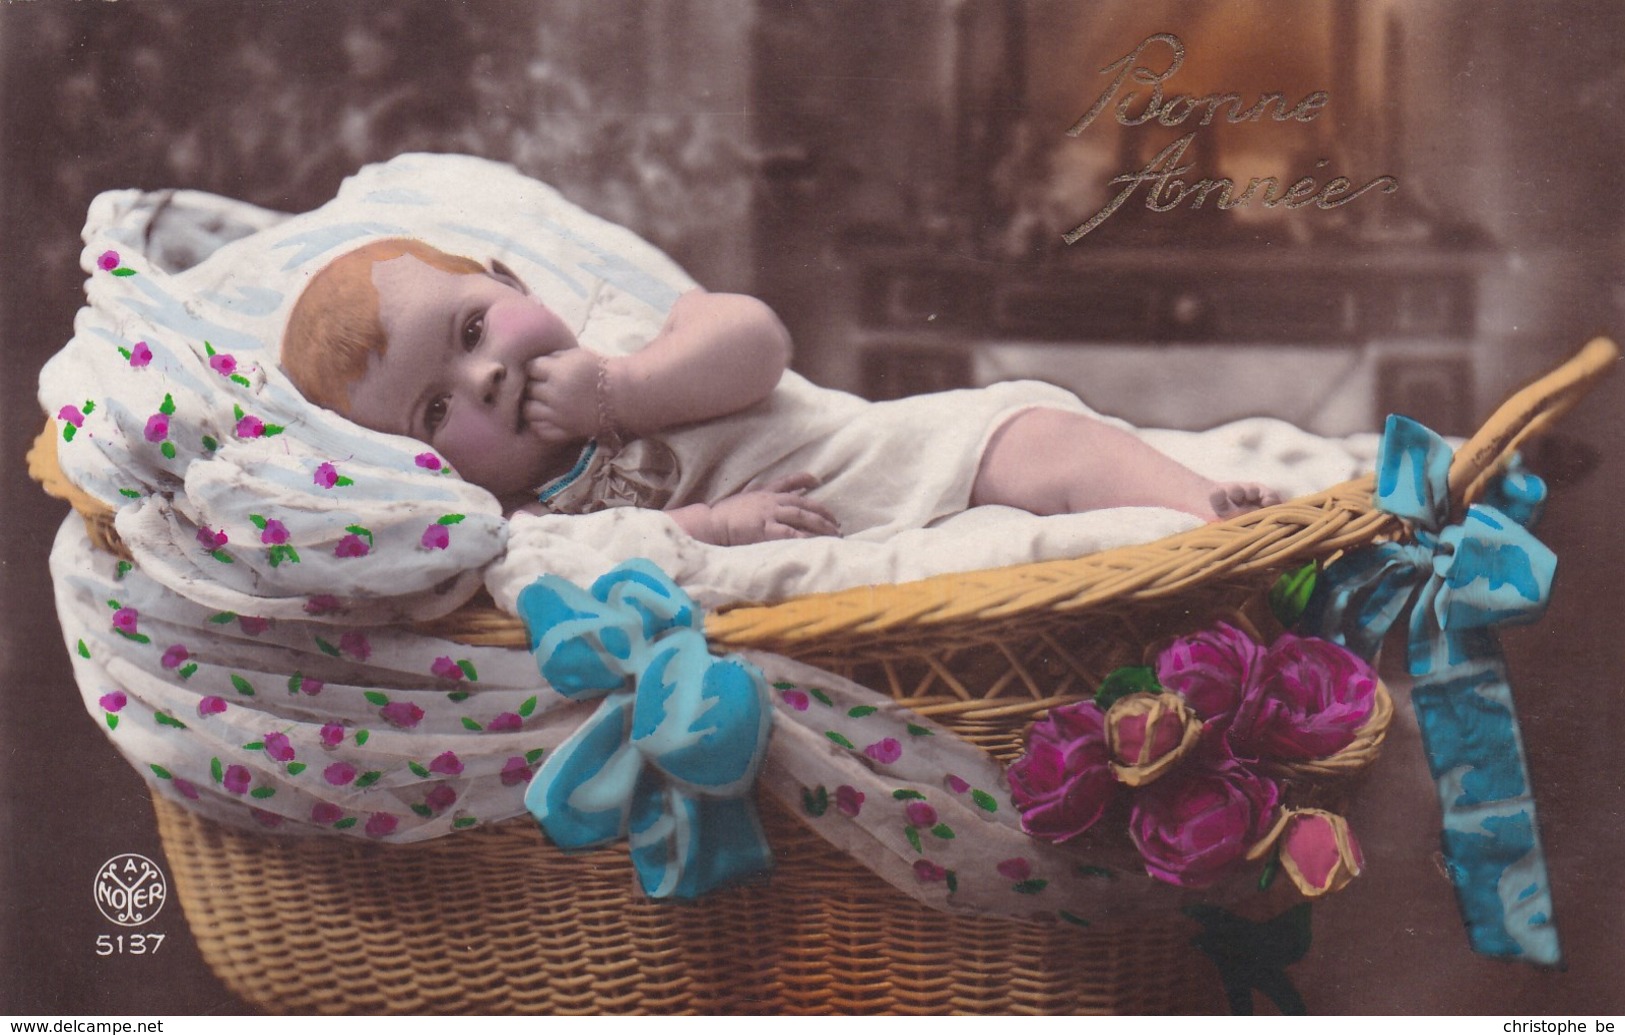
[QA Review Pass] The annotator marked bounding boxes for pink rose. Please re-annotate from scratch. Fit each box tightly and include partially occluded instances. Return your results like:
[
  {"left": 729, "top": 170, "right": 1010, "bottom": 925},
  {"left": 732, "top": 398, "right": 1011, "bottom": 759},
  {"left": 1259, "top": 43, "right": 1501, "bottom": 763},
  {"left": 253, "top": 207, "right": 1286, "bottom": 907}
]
[
  {"left": 1230, "top": 634, "right": 1377, "bottom": 762},
  {"left": 1257, "top": 808, "right": 1365, "bottom": 898},
  {"left": 222, "top": 764, "right": 252, "bottom": 795},
  {"left": 111, "top": 607, "right": 139, "bottom": 635},
  {"left": 57, "top": 404, "right": 85, "bottom": 428},
  {"left": 1155, "top": 622, "right": 1263, "bottom": 724},
  {"left": 429, "top": 751, "right": 464, "bottom": 776},
  {"left": 414, "top": 452, "right": 442, "bottom": 470},
  {"left": 912, "top": 860, "right": 948, "bottom": 883},
  {"left": 334, "top": 534, "right": 370, "bottom": 558},
  {"left": 945, "top": 775, "right": 970, "bottom": 794},
  {"left": 196, "top": 526, "right": 228, "bottom": 550},
  {"left": 782, "top": 689, "right": 809, "bottom": 711},
  {"left": 304, "top": 595, "right": 342, "bottom": 615},
  {"left": 172, "top": 777, "right": 200, "bottom": 801},
  {"left": 339, "top": 631, "right": 372, "bottom": 661},
  {"left": 381, "top": 702, "right": 424, "bottom": 729},
  {"left": 424, "top": 785, "right": 458, "bottom": 813},
  {"left": 319, "top": 723, "right": 345, "bottom": 748},
  {"left": 313, "top": 462, "right": 341, "bottom": 488},
  {"left": 197, "top": 696, "right": 227, "bottom": 718},
  {"left": 99, "top": 691, "right": 127, "bottom": 712},
  {"left": 421, "top": 524, "right": 451, "bottom": 550},
  {"left": 161, "top": 644, "right": 190, "bottom": 669},
  {"left": 430, "top": 656, "right": 464, "bottom": 681},
  {"left": 129, "top": 341, "right": 152, "bottom": 367},
  {"left": 143, "top": 413, "right": 169, "bottom": 442},
  {"left": 97, "top": 250, "right": 120, "bottom": 271},
  {"left": 260, "top": 519, "right": 289, "bottom": 545},
  {"left": 904, "top": 801, "right": 938, "bottom": 828},
  {"left": 263, "top": 732, "right": 295, "bottom": 763},
  {"left": 835, "top": 785, "right": 865, "bottom": 817},
  {"left": 364, "top": 812, "right": 399, "bottom": 838},
  {"left": 501, "top": 756, "right": 534, "bottom": 787},
  {"left": 996, "top": 857, "right": 1032, "bottom": 881},
  {"left": 863, "top": 738, "right": 902, "bottom": 764},
  {"left": 311, "top": 802, "right": 345, "bottom": 825},
  {"left": 209, "top": 353, "right": 237, "bottom": 377},
  {"left": 250, "top": 808, "right": 284, "bottom": 829},
  {"left": 296, "top": 676, "right": 324, "bottom": 696},
  {"left": 1007, "top": 700, "right": 1115, "bottom": 843},
  {"left": 1129, "top": 757, "right": 1279, "bottom": 888},
  {"left": 238, "top": 616, "right": 271, "bottom": 636},
  {"left": 487, "top": 712, "right": 523, "bottom": 733},
  {"left": 235, "top": 415, "right": 265, "bottom": 438},
  {"left": 323, "top": 762, "right": 358, "bottom": 786},
  {"left": 1103, "top": 692, "right": 1203, "bottom": 787}
]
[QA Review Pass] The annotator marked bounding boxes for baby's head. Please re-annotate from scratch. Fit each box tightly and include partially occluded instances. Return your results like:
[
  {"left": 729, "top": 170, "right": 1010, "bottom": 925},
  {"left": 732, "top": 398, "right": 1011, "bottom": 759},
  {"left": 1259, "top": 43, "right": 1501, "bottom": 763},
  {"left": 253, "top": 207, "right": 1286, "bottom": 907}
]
[{"left": 282, "top": 238, "right": 582, "bottom": 504}]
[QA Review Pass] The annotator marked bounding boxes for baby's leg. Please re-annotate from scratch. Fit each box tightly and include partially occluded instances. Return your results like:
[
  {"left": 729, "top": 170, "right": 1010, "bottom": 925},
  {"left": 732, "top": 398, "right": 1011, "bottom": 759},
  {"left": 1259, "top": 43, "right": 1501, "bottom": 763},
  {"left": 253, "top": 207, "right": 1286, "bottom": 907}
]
[{"left": 971, "top": 408, "right": 1280, "bottom": 521}]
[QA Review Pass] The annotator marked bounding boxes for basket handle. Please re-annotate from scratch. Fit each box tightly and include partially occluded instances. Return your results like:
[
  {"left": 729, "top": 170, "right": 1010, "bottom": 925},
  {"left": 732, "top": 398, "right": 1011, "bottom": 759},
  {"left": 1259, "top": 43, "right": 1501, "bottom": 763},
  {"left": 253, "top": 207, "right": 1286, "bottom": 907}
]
[{"left": 1448, "top": 336, "right": 1618, "bottom": 511}]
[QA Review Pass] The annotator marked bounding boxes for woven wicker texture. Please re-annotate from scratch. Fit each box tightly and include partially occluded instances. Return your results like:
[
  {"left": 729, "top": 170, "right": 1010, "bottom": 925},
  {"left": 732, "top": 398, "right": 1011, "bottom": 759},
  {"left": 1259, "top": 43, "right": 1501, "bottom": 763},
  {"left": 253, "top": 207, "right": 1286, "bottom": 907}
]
[{"left": 36, "top": 337, "right": 1618, "bottom": 1014}]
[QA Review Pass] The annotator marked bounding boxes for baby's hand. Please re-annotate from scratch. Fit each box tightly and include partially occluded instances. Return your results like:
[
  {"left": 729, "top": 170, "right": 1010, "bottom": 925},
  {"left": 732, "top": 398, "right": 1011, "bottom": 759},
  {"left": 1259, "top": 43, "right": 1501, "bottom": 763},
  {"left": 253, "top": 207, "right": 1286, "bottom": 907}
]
[
  {"left": 680, "top": 474, "right": 841, "bottom": 546},
  {"left": 523, "top": 349, "right": 603, "bottom": 443}
]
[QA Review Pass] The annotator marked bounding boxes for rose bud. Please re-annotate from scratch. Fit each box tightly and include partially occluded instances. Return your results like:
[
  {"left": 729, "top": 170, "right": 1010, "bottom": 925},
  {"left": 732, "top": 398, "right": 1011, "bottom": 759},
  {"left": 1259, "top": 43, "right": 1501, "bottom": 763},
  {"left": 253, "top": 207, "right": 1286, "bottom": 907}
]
[
  {"left": 1129, "top": 756, "right": 1280, "bottom": 888},
  {"left": 1248, "top": 808, "right": 1365, "bottom": 897},
  {"left": 1008, "top": 700, "right": 1116, "bottom": 843},
  {"left": 1155, "top": 622, "right": 1263, "bottom": 724},
  {"left": 1103, "top": 691, "right": 1203, "bottom": 786},
  {"left": 1230, "top": 633, "right": 1377, "bottom": 762}
]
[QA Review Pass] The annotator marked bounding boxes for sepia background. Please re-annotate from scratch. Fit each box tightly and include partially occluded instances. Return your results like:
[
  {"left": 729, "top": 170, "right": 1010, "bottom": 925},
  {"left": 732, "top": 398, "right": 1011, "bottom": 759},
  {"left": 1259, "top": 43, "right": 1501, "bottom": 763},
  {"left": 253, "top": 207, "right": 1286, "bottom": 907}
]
[{"left": 2, "top": 0, "right": 1621, "bottom": 1015}]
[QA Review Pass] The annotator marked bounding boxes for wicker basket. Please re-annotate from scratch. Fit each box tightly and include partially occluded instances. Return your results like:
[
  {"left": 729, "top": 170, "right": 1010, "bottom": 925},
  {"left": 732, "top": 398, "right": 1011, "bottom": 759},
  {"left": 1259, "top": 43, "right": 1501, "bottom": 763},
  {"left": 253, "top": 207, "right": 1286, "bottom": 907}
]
[{"left": 31, "top": 338, "right": 1618, "bottom": 1014}]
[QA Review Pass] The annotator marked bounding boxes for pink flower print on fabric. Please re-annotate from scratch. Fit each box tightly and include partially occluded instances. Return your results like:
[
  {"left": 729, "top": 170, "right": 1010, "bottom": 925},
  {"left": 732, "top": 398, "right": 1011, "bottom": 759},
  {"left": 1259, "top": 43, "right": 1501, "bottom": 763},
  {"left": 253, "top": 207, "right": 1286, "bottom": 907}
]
[
  {"left": 197, "top": 696, "right": 227, "bottom": 718},
  {"left": 429, "top": 751, "right": 464, "bottom": 776},
  {"left": 864, "top": 738, "right": 902, "bottom": 764},
  {"left": 334, "top": 534, "right": 369, "bottom": 558},
  {"left": 172, "top": 777, "right": 200, "bottom": 801},
  {"left": 208, "top": 353, "right": 237, "bottom": 377},
  {"left": 196, "top": 526, "right": 228, "bottom": 551},
  {"left": 305, "top": 595, "right": 342, "bottom": 616},
  {"left": 425, "top": 785, "right": 458, "bottom": 813},
  {"left": 295, "top": 676, "right": 324, "bottom": 696},
  {"left": 97, "top": 250, "right": 121, "bottom": 272},
  {"left": 324, "top": 762, "right": 359, "bottom": 786},
  {"left": 260, "top": 519, "right": 289, "bottom": 545},
  {"left": 311, "top": 802, "right": 345, "bottom": 825},
  {"left": 314, "top": 462, "right": 340, "bottom": 489},
  {"left": 836, "top": 785, "right": 865, "bottom": 817},
  {"left": 431, "top": 656, "right": 464, "bottom": 681},
  {"left": 238, "top": 616, "right": 271, "bottom": 636},
  {"left": 143, "top": 413, "right": 169, "bottom": 442},
  {"left": 236, "top": 415, "right": 265, "bottom": 438},
  {"left": 129, "top": 341, "right": 152, "bottom": 368},
  {"left": 263, "top": 732, "right": 295, "bottom": 763},
  {"left": 57, "top": 405, "right": 86, "bottom": 428},
  {"left": 945, "top": 775, "right": 971, "bottom": 794},
  {"left": 319, "top": 723, "right": 345, "bottom": 749},
  {"left": 421, "top": 524, "right": 451, "bottom": 550},
  {"left": 415, "top": 452, "right": 442, "bottom": 470},
  {"left": 161, "top": 644, "right": 190, "bottom": 669},
  {"left": 365, "top": 813, "right": 398, "bottom": 838},
  {"left": 222, "top": 765, "right": 252, "bottom": 795},
  {"left": 381, "top": 702, "right": 424, "bottom": 729},
  {"left": 339, "top": 631, "right": 371, "bottom": 661},
  {"left": 996, "top": 857, "right": 1033, "bottom": 881},
  {"left": 111, "top": 607, "right": 139, "bottom": 635},
  {"left": 782, "top": 689, "right": 809, "bottom": 712},
  {"left": 501, "top": 756, "right": 534, "bottom": 787},
  {"left": 487, "top": 712, "right": 523, "bottom": 733},
  {"left": 98, "top": 691, "right": 127, "bottom": 713},
  {"left": 250, "top": 808, "right": 283, "bottom": 829},
  {"left": 904, "top": 801, "right": 938, "bottom": 828},
  {"left": 913, "top": 860, "right": 948, "bottom": 883}
]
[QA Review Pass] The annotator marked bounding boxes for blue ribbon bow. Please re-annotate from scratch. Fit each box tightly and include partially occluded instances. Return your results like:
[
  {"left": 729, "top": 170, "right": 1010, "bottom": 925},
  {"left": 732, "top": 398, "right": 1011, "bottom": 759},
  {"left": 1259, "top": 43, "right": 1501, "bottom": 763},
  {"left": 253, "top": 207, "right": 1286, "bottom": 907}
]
[
  {"left": 517, "top": 559, "right": 774, "bottom": 899},
  {"left": 1304, "top": 415, "right": 1561, "bottom": 964}
]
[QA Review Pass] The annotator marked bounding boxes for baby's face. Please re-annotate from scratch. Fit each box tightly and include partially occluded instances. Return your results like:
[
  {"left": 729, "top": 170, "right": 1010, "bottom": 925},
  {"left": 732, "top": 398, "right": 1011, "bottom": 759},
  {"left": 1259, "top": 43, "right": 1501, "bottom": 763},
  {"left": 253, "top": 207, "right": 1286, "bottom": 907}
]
[{"left": 343, "top": 254, "right": 580, "bottom": 502}]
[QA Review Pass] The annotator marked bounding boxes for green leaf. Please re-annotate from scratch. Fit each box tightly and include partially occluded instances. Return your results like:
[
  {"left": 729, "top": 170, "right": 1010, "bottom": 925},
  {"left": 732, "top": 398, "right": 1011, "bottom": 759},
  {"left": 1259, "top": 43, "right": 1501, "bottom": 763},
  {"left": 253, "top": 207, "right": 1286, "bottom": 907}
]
[
  {"left": 355, "top": 730, "right": 370, "bottom": 746},
  {"left": 106, "top": 599, "right": 121, "bottom": 611},
  {"left": 335, "top": 475, "right": 354, "bottom": 487},
  {"left": 211, "top": 757, "right": 224, "bottom": 783},
  {"left": 209, "top": 549, "right": 233, "bottom": 564},
  {"left": 105, "top": 713, "right": 119, "bottom": 730},
  {"left": 801, "top": 785, "right": 829, "bottom": 817},
  {"left": 1058, "top": 910, "right": 1092, "bottom": 928},
  {"left": 847, "top": 705, "right": 878, "bottom": 718},
  {"left": 287, "top": 672, "right": 302, "bottom": 693},
  {"left": 344, "top": 524, "right": 374, "bottom": 544},
  {"left": 209, "top": 611, "right": 237, "bottom": 624},
  {"left": 929, "top": 823, "right": 955, "bottom": 840},
  {"left": 905, "top": 723, "right": 934, "bottom": 737},
  {"left": 204, "top": 342, "right": 216, "bottom": 356},
  {"left": 447, "top": 691, "right": 470, "bottom": 703},
  {"left": 1074, "top": 864, "right": 1115, "bottom": 880},
  {"left": 61, "top": 423, "right": 76, "bottom": 442},
  {"left": 154, "top": 711, "right": 186, "bottom": 729},
  {"left": 178, "top": 663, "right": 197, "bottom": 680},
  {"left": 773, "top": 681, "right": 795, "bottom": 690},
  {"left": 82, "top": 400, "right": 96, "bottom": 414},
  {"left": 453, "top": 817, "right": 478, "bottom": 829},
  {"left": 250, "top": 514, "right": 268, "bottom": 529},
  {"left": 456, "top": 659, "right": 478, "bottom": 682},
  {"left": 149, "top": 765, "right": 172, "bottom": 781},
  {"left": 118, "top": 488, "right": 141, "bottom": 499},
  {"left": 408, "top": 762, "right": 430, "bottom": 778},
  {"left": 233, "top": 404, "right": 245, "bottom": 421},
  {"left": 112, "top": 267, "right": 136, "bottom": 277},
  {"left": 410, "top": 804, "right": 433, "bottom": 818},
  {"left": 1013, "top": 879, "right": 1049, "bottom": 895},
  {"left": 970, "top": 790, "right": 998, "bottom": 813},
  {"left": 808, "top": 688, "right": 833, "bottom": 707},
  {"left": 243, "top": 741, "right": 265, "bottom": 751},
  {"left": 160, "top": 442, "right": 177, "bottom": 460},
  {"left": 229, "top": 374, "right": 251, "bottom": 388},
  {"left": 315, "top": 636, "right": 341, "bottom": 657},
  {"left": 201, "top": 436, "right": 218, "bottom": 452},
  {"left": 519, "top": 695, "right": 537, "bottom": 717},
  {"left": 355, "top": 771, "right": 382, "bottom": 788},
  {"left": 333, "top": 817, "right": 358, "bottom": 830},
  {"left": 160, "top": 393, "right": 176, "bottom": 415},
  {"left": 76, "top": 639, "right": 90, "bottom": 658},
  {"left": 946, "top": 870, "right": 958, "bottom": 894},
  {"left": 363, "top": 691, "right": 390, "bottom": 706},
  {"left": 891, "top": 789, "right": 925, "bottom": 801},
  {"left": 461, "top": 717, "right": 483, "bottom": 731},
  {"left": 436, "top": 514, "right": 466, "bottom": 525},
  {"left": 525, "top": 748, "right": 546, "bottom": 764},
  {"left": 1258, "top": 855, "right": 1281, "bottom": 892},
  {"left": 286, "top": 762, "right": 306, "bottom": 776},
  {"left": 115, "top": 561, "right": 133, "bottom": 579},
  {"left": 115, "top": 629, "right": 151, "bottom": 645},
  {"left": 1270, "top": 561, "right": 1320, "bottom": 630},
  {"left": 904, "top": 825, "right": 922, "bottom": 853},
  {"left": 263, "top": 424, "right": 285, "bottom": 437},
  {"left": 1094, "top": 665, "right": 1162, "bottom": 711},
  {"left": 118, "top": 347, "right": 132, "bottom": 359},
  {"left": 230, "top": 674, "right": 256, "bottom": 696},
  {"left": 249, "top": 786, "right": 276, "bottom": 800},
  {"left": 824, "top": 731, "right": 854, "bottom": 749}
]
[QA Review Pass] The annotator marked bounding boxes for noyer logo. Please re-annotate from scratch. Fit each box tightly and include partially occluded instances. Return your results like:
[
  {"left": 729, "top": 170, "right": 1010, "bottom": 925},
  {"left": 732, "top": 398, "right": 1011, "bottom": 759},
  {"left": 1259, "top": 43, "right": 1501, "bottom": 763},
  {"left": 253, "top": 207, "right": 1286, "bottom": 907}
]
[{"left": 93, "top": 853, "right": 168, "bottom": 927}]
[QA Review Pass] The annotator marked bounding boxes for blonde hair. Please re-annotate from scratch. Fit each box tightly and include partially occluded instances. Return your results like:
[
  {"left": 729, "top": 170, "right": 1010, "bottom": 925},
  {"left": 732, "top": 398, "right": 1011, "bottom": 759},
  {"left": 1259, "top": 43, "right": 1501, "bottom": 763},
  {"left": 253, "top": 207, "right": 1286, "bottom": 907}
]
[{"left": 280, "top": 238, "right": 485, "bottom": 410}]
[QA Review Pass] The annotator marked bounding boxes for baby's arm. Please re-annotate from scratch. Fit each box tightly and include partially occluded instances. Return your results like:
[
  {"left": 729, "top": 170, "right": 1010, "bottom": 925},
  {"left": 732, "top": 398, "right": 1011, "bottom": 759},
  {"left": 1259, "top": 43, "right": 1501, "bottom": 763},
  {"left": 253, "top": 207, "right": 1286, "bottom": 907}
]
[
  {"left": 523, "top": 290, "right": 790, "bottom": 441},
  {"left": 666, "top": 473, "right": 840, "bottom": 546}
]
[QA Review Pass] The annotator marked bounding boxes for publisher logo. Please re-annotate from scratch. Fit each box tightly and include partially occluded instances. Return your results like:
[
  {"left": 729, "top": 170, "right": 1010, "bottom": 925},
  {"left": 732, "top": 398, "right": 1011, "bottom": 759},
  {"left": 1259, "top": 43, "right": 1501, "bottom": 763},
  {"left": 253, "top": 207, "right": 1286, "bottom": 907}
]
[{"left": 93, "top": 853, "right": 168, "bottom": 927}]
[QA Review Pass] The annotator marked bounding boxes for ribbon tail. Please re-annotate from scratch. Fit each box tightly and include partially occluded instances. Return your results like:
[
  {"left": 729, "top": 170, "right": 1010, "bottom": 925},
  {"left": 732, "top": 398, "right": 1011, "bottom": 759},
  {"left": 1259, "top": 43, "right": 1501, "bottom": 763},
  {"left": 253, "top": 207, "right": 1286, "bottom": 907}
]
[
  {"left": 525, "top": 695, "right": 640, "bottom": 850},
  {"left": 629, "top": 778, "right": 773, "bottom": 899},
  {"left": 1411, "top": 654, "right": 1562, "bottom": 965}
]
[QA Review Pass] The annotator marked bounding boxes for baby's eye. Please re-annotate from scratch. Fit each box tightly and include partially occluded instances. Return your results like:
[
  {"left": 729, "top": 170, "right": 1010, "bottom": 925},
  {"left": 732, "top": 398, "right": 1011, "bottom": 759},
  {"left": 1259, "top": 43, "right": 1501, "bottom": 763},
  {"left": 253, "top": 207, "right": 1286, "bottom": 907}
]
[
  {"left": 461, "top": 313, "right": 484, "bottom": 351},
  {"left": 424, "top": 395, "right": 450, "bottom": 435}
]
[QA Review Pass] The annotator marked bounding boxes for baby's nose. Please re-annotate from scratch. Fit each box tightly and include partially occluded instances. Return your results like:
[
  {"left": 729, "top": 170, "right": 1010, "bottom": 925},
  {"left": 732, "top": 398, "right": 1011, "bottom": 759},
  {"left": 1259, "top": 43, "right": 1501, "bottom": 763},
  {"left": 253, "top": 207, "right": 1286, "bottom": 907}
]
[{"left": 470, "top": 361, "right": 506, "bottom": 405}]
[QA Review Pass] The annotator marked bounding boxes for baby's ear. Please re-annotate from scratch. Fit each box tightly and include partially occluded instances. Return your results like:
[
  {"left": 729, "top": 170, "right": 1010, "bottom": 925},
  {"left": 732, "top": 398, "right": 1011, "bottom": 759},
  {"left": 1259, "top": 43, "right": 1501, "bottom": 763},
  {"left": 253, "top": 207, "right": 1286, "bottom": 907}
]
[{"left": 487, "top": 258, "right": 530, "bottom": 294}]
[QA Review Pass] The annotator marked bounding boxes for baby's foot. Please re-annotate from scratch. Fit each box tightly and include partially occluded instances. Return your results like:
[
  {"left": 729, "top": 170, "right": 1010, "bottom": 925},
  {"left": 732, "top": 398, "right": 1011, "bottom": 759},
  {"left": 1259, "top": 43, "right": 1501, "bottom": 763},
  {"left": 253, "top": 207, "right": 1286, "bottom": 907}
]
[{"left": 1209, "top": 482, "right": 1283, "bottom": 520}]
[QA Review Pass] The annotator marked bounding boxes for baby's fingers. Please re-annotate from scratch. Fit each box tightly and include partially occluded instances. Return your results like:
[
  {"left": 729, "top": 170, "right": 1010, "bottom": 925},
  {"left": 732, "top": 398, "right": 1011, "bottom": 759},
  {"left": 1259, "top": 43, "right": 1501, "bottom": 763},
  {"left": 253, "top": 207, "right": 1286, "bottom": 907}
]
[
  {"left": 761, "top": 472, "right": 821, "bottom": 495},
  {"left": 775, "top": 499, "right": 840, "bottom": 537}
]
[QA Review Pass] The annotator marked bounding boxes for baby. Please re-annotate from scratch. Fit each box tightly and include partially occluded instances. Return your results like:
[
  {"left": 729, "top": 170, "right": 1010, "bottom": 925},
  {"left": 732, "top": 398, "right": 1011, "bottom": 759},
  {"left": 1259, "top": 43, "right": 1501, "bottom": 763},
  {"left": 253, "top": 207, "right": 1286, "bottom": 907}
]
[{"left": 281, "top": 238, "right": 1279, "bottom": 546}]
